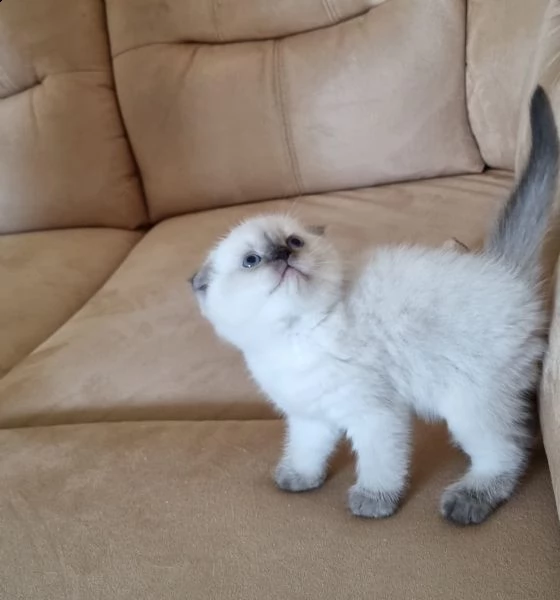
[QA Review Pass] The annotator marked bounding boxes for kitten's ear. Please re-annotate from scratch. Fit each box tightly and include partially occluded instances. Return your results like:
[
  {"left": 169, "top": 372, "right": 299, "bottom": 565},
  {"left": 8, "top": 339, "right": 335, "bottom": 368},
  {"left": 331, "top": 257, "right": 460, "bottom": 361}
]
[
  {"left": 307, "top": 225, "right": 326, "bottom": 236},
  {"left": 190, "top": 261, "right": 212, "bottom": 294}
]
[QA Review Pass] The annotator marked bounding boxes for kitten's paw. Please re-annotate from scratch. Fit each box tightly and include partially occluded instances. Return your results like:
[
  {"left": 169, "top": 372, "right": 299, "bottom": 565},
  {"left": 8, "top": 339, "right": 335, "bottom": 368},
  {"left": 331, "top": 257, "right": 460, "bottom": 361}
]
[
  {"left": 348, "top": 485, "right": 400, "bottom": 519},
  {"left": 274, "top": 463, "right": 325, "bottom": 493},
  {"left": 440, "top": 485, "right": 495, "bottom": 525}
]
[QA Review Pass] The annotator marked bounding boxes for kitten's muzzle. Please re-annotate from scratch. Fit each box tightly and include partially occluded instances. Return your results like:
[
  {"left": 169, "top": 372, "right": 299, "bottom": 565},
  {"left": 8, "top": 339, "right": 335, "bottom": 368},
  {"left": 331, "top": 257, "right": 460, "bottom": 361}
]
[
  {"left": 268, "top": 245, "right": 309, "bottom": 282},
  {"left": 269, "top": 246, "right": 291, "bottom": 262}
]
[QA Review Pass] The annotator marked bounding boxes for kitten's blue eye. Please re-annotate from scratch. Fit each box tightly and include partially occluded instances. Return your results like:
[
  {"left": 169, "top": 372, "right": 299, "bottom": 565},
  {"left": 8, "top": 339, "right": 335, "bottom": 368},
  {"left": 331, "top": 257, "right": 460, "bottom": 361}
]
[
  {"left": 242, "top": 253, "right": 262, "bottom": 269},
  {"left": 287, "top": 235, "right": 304, "bottom": 249}
]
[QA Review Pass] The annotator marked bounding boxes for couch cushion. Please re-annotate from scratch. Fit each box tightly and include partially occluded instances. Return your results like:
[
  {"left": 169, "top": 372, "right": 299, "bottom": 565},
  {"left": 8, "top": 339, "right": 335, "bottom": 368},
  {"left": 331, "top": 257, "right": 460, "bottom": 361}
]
[
  {"left": 109, "top": 0, "right": 482, "bottom": 221},
  {"left": 0, "top": 420, "right": 558, "bottom": 600},
  {"left": 518, "top": 2, "right": 560, "bottom": 522},
  {"left": 515, "top": 0, "right": 560, "bottom": 173},
  {"left": 0, "top": 0, "right": 147, "bottom": 233},
  {"left": 542, "top": 261, "right": 560, "bottom": 521},
  {"left": 510, "top": 0, "right": 560, "bottom": 311},
  {"left": 0, "top": 171, "right": 512, "bottom": 427},
  {"left": 0, "top": 228, "right": 141, "bottom": 377},
  {"left": 108, "top": 0, "right": 388, "bottom": 49},
  {"left": 466, "top": 0, "right": 550, "bottom": 169}
]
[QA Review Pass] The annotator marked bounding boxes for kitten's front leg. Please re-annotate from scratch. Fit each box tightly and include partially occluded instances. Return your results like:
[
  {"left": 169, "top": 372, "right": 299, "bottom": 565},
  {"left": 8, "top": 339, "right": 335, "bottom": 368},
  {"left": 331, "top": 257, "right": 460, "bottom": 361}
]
[
  {"left": 346, "top": 408, "right": 412, "bottom": 518},
  {"left": 275, "top": 416, "right": 341, "bottom": 493}
]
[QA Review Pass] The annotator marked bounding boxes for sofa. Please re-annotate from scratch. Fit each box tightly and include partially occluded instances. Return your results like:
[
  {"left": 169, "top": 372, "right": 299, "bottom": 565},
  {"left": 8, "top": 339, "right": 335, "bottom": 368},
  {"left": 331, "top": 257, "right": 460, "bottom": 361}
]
[{"left": 1, "top": 1, "right": 560, "bottom": 598}]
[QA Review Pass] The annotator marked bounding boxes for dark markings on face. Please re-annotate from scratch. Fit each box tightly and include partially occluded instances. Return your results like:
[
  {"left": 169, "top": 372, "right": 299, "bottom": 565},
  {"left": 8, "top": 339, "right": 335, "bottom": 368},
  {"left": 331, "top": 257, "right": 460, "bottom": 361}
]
[
  {"left": 190, "top": 262, "right": 212, "bottom": 293},
  {"left": 262, "top": 231, "right": 292, "bottom": 263},
  {"left": 261, "top": 224, "right": 323, "bottom": 262},
  {"left": 267, "top": 244, "right": 291, "bottom": 262}
]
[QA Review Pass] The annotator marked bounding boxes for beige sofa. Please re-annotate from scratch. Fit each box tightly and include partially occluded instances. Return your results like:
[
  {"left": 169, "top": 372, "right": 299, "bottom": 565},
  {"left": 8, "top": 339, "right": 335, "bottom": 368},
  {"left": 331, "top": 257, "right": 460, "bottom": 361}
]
[{"left": 1, "top": 1, "right": 560, "bottom": 598}]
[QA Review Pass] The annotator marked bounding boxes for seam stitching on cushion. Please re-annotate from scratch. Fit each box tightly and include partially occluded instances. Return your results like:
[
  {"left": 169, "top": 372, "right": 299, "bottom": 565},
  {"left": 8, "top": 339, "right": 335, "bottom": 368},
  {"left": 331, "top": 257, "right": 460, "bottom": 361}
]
[
  {"left": 43, "top": 68, "right": 107, "bottom": 77},
  {"left": 212, "top": 0, "right": 224, "bottom": 42},
  {"left": 0, "top": 69, "right": 17, "bottom": 92},
  {"left": 0, "top": 417, "right": 283, "bottom": 431},
  {"left": 111, "top": 6, "right": 376, "bottom": 58},
  {"left": 331, "top": 0, "right": 341, "bottom": 21},
  {"left": 0, "top": 65, "right": 35, "bottom": 99},
  {"left": 0, "top": 82, "right": 36, "bottom": 102},
  {"left": 28, "top": 87, "right": 39, "bottom": 136},
  {"left": 273, "top": 40, "right": 304, "bottom": 196},
  {"left": 322, "top": 0, "right": 335, "bottom": 23},
  {"left": 322, "top": 0, "right": 339, "bottom": 23},
  {"left": 0, "top": 70, "right": 108, "bottom": 101},
  {"left": 333, "top": 0, "right": 342, "bottom": 21},
  {"left": 100, "top": 0, "right": 151, "bottom": 226},
  {"left": 463, "top": 0, "right": 484, "bottom": 166}
]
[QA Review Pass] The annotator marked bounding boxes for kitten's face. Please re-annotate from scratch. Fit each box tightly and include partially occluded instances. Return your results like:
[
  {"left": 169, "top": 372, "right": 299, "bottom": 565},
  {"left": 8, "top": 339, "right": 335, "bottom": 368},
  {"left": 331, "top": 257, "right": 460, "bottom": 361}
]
[{"left": 191, "top": 215, "right": 343, "bottom": 347}]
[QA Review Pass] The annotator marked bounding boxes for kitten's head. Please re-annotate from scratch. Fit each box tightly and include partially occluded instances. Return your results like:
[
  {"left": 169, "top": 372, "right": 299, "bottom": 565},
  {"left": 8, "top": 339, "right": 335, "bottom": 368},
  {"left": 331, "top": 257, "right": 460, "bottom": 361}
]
[{"left": 191, "top": 214, "right": 343, "bottom": 347}]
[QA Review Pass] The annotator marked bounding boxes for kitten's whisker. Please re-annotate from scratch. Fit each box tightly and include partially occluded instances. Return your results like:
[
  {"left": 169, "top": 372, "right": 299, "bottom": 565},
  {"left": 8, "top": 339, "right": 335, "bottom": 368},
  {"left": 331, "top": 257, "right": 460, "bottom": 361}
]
[{"left": 285, "top": 200, "right": 302, "bottom": 221}]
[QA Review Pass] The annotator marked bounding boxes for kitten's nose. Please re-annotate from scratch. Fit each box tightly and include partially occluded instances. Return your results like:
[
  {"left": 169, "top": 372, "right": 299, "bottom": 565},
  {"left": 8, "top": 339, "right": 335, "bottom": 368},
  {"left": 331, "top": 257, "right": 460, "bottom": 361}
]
[{"left": 270, "top": 246, "right": 291, "bottom": 262}]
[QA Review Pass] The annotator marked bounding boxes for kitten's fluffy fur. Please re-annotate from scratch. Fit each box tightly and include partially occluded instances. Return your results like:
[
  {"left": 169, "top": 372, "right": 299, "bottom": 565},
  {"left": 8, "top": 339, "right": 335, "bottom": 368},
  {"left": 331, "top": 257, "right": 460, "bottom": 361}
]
[{"left": 192, "top": 87, "right": 559, "bottom": 525}]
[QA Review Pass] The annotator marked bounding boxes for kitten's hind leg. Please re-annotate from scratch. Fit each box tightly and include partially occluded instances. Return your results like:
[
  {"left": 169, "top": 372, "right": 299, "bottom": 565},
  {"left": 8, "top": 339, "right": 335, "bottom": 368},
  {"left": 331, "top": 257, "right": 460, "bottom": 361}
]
[
  {"left": 275, "top": 416, "right": 341, "bottom": 492},
  {"left": 346, "top": 407, "right": 412, "bottom": 518},
  {"left": 441, "top": 396, "right": 530, "bottom": 525}
]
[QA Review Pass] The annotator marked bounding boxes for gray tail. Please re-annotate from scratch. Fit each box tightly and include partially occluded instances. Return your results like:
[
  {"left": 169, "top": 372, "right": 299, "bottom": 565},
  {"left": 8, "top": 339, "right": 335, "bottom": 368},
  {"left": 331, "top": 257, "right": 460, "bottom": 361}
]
[{"left": 485, "top": 85, "right": 559, "bottom": 275}]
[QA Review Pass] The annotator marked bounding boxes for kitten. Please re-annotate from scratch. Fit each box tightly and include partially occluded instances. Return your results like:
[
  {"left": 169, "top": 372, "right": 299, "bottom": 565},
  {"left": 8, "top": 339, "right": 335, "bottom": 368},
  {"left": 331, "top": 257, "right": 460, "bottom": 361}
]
[{"left": 191, "top": 87, "right": 559, "bottom": 525}]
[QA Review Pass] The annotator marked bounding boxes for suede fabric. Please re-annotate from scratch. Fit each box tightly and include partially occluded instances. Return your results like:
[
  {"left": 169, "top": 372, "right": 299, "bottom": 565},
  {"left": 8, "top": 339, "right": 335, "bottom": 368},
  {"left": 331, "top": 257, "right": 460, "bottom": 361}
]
[
  {"left": 466, "top": 0, "right": 550, "bottom": 169},
  {"left": 508, "top": 0, "right": 560, "bottom": 521},
  {"left": 515, "top": 0, "right": 560, "bottom": 174},
  {"left": 0, "top": 172, "right": 512, "bottom": 428},
  {"left": 0, "top": 420, "right": 558, "bottom": 600},
  {"left": 1, "top": 3, "right": 560, "bottom": 598},
  {"left": 0, "top": 0, "right": 147, "bottom": 233},
  {"left": 111, "top": 0, "right": 482, "bottom": 221},
  {"left": 543, "top": 263, "right": 560, "bottom": 520},
  {"left": 0, "top": 228, "right": 141, "bottom": 377},
  {"left": 107, "top": 0, "right": 388, "bottom": 51}
]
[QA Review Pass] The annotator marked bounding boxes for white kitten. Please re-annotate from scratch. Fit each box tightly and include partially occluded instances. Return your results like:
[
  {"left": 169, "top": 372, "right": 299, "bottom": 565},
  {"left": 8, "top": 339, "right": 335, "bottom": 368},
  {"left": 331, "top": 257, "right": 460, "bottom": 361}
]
[{"left": 191, "top": 87, "right": 559, "bottom": 525}]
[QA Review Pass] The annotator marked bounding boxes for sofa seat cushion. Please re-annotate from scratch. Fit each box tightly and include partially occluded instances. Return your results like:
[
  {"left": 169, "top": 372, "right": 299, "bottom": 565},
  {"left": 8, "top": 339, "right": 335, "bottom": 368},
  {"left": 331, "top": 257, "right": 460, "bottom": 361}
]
[
  {"left": 0, "top": 171, "right": 513, "bottom": 427},
  {"left": 0, "top": 420, "right": 558, "bottom": 600},
  {"left": 0, "top": 228, "right": 141, "bottom": 377}
]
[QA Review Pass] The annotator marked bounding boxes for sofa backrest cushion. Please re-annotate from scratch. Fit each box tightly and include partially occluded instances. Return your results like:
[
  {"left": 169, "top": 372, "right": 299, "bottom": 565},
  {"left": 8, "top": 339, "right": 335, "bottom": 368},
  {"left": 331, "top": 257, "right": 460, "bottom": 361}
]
[
  {"left": 515, "top": 0, "right": 560, "bottom": 175},
  {"left": 108, "top": 0, "right": 483, "bottom": 221},
  {"left": 516, "top": 0, "right": 560, "bottom": 523},
  {"left": 0, "top": 0, "right": 147, "bottom": 234},
  {"left": 466, "top": 0, "right": 550, "bottom": 170}
]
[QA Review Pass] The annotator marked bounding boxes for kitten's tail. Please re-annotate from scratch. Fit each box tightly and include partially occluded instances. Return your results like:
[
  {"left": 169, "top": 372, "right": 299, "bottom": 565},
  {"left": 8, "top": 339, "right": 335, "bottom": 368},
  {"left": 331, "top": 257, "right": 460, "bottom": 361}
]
[{"left": 485, "top": 85, "right": 559, "bottom": 276}]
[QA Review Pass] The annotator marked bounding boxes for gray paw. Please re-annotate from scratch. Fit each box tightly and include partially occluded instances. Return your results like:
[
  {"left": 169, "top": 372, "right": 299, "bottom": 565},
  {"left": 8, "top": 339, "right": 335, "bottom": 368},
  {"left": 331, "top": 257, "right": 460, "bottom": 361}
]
[
  {"left": 348, "top": 485, "right": 400, "bottom": 518},
  {"left": 274, "top": 463, "right": 325, "bottom": 493},
  {"left": 440, "top": 485, "right": 496, "bottom": 525}
]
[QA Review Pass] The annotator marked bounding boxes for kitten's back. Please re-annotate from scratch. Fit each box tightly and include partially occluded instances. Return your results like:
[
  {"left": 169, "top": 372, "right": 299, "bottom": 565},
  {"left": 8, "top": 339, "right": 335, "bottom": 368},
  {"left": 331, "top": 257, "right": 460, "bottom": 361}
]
[{"left": 351, "top": 245, "right": 543, "bottom": 370}]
